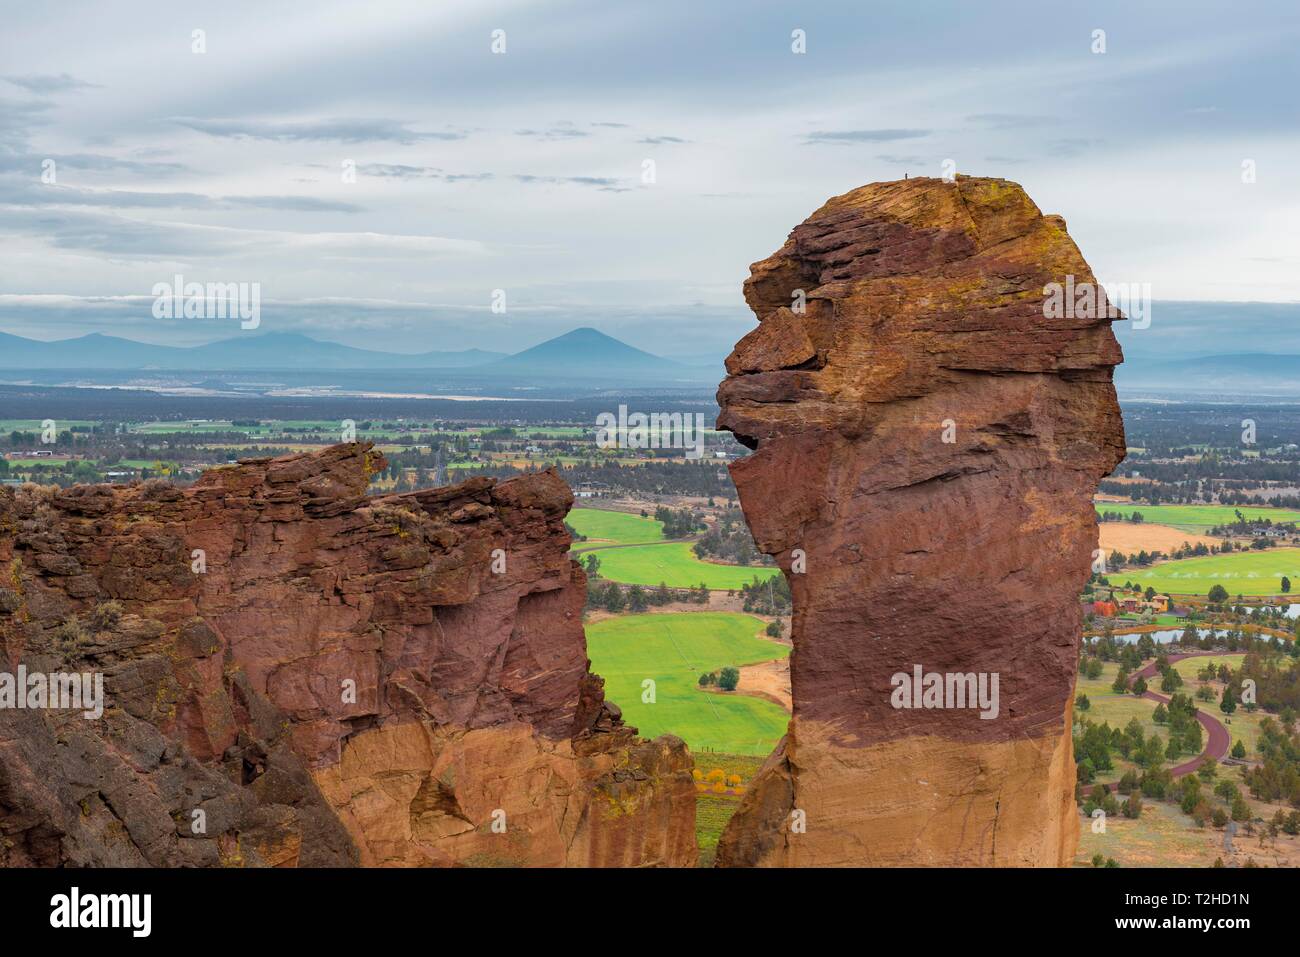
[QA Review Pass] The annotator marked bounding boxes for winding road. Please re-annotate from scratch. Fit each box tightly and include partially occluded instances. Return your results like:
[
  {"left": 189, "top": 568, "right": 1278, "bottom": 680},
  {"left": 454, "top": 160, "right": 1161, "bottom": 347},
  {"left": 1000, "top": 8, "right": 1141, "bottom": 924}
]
[
  {"left": 1128, "top": 650, "right": 1227, "bottom": 780},
  {"left": 1126, "top": 651, "right": 1232, "bottom": 778}
]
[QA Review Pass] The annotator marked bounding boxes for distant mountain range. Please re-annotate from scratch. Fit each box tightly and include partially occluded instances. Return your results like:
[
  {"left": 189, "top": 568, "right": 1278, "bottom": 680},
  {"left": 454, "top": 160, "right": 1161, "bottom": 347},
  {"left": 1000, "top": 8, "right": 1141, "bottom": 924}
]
[
  {"left": 489, "top": 327, "right": 687, "bottom": 377},
  {"left": 0, "top": 326, "right": 711, "bottom": 383},
  {"left": 1116, "top": 353, "right": 1300, "bottom": 396},
  {"left": 0, "top": 331, "right": 503, "bottom": 371}
]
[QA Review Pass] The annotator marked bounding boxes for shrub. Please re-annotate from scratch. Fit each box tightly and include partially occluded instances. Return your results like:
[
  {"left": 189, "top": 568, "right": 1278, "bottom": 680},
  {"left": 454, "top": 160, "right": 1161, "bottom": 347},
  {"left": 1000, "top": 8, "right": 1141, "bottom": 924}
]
[
  {"left": 52, "top": 617, "right": 89, "bottom": 656},
  {"left": 89, "top": 600, "right": 123, "bottom": 632}
]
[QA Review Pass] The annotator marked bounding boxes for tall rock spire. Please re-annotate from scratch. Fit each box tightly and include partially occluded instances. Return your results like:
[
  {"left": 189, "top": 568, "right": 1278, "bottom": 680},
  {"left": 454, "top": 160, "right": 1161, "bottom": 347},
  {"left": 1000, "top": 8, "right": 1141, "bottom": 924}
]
[{"left": 715, "top": 176, "right": 1126, "bottom": 866}]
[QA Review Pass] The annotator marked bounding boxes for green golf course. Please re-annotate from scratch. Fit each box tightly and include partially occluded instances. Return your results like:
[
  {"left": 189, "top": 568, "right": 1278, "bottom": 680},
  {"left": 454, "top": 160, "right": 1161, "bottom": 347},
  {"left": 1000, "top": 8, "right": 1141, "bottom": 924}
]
[{"left": 585, "top": 612, "right": 790, "bottom": 755}]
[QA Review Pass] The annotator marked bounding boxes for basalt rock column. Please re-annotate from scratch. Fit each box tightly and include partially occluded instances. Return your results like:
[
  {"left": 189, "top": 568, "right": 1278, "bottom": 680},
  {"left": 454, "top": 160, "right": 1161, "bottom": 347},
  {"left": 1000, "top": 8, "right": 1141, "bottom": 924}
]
[{"left": 715, "top": 176, "right": 1126, "bottom": 867}]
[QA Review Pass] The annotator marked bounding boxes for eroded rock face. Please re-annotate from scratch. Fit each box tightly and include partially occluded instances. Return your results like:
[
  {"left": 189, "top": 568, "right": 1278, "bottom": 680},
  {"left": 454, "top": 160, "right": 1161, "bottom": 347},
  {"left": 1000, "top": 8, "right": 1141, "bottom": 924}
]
[
  {"left": 0, "top": 445, "right": 695, "bottom": 867},
  {"left": 715, "top": 176, "right": 1126, "bottom": 866}
]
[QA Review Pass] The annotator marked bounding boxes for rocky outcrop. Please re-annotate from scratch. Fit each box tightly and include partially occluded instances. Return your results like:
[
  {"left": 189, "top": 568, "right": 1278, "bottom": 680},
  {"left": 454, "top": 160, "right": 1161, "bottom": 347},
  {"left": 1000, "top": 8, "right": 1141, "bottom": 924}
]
[
  {"left": 0, "top": 445, "right": 695, "bottom": 867},
  {"left": 715, "top": 176, "right": 1126, "bottom": 866}
]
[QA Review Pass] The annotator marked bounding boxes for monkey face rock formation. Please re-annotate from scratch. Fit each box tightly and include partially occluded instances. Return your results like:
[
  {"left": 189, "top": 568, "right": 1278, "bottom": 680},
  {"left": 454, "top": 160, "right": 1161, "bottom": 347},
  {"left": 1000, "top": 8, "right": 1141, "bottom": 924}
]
[
  {"left": 715, "top": 176, "right": 1126, "bottom": 867},
  {"left": 0, "top": 445, "right": 695, "bottom": 867}
]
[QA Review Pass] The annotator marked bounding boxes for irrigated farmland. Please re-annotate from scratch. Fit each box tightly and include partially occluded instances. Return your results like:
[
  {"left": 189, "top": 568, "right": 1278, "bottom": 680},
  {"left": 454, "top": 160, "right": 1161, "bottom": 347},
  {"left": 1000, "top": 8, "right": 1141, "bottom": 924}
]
[
  {"left": 586, "top": 541, "right": 780, "bottom": 589},
  {"left": 1121, "top": 548, "right": 1300, "bottom": 596},
  {"left": 585, "top": 612, "right": 790, "bottom": 755},
  {"left": 1095, "top": 503, "right": 1300, "bottom": 532},
  {"left": 567, "top": 508, "right": 665, "bottom": 545}
]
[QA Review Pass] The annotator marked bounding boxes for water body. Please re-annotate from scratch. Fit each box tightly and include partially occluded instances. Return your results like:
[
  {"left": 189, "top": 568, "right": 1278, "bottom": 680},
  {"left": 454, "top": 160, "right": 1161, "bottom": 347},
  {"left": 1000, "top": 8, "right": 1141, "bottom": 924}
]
[{"left": 1109, "top": 628, "right": 1230, "bottom": 645}]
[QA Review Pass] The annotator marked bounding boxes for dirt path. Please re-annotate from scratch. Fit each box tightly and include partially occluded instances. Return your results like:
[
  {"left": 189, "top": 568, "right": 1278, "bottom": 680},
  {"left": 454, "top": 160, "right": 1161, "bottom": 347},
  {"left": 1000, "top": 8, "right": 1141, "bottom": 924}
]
[{"left": 702, "top": 656, "right": 792, "bottom": 711}]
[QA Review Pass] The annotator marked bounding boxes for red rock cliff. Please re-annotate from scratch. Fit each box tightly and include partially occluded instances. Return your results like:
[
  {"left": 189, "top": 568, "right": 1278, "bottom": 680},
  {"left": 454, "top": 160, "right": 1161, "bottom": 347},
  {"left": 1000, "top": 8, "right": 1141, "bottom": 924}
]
[
  {"left": 0, "top": 445, "right": 695, "bottom": 867},
  {"left": 715, "top": 176, "right": 1126, "bottom": 866}
]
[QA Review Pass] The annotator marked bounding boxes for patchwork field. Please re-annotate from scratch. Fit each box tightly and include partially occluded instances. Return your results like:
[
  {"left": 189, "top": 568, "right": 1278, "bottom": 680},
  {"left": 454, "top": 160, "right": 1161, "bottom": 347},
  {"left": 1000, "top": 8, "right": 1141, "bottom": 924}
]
[
  {"left": 1096, "top": 503, "right": 1300, "bottom": 532},
  {"left": 587, "top": 541, "right": 780, "bottom": 589},
  {"left": 585, "top": 612, "right": 790, "bottom": 755},
  {"left": 567, "top": 508, "right": 665, "bottom": 545},
  {"left": 1098, "top": 522, "right": 1219, "bottom": 554},
  {"left": 1121, "top": 548, "right": 1300, "bottom": 597}
]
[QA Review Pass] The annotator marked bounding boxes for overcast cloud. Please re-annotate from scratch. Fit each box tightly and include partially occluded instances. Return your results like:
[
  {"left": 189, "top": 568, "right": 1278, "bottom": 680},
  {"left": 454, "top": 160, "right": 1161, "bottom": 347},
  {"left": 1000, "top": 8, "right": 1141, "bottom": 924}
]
[{"left": 0, "top": 0, "right": 1297, "bottom": 357}]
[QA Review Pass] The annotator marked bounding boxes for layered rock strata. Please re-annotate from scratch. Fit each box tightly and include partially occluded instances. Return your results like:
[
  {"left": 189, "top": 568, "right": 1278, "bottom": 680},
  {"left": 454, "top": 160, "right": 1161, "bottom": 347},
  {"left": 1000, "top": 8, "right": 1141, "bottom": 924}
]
[
  {"left": 0, "top": 445, "right": 695, "bottom": 867},
  {"left": 715, "top": 176, "right": 1126, "bottom": 866}
]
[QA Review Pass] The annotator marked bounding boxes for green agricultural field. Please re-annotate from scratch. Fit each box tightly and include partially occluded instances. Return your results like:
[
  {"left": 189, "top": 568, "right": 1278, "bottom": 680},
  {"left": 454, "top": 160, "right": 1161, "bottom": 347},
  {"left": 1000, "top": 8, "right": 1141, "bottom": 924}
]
[
  {"left": 1095, "top": 503, "right": 1300, "bottom": 532},
  {"left": 585, "top": 612, "right": 790, "bottom": 755},
  {"left": 567, "top": 508, "right": 664, "bottom": 545},
  {"left": 587, "top": 541, "right": 779, "bottom": 589},
  {"left": 1121, "top": 548, "right": 1300, "bottom": 597}
]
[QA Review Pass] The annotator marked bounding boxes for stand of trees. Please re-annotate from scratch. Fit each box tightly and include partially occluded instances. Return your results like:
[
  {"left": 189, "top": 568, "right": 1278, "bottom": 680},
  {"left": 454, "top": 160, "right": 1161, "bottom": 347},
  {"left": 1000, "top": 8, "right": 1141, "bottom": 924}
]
[
  {"left": 738, "top": 574, "right": 791, "bottom": 615},
  {"left": 693, "top": 508, "right": 769, "bottom": 565},
  {"left": 584, "top": 579, "right": 708, "bottom": 613}
]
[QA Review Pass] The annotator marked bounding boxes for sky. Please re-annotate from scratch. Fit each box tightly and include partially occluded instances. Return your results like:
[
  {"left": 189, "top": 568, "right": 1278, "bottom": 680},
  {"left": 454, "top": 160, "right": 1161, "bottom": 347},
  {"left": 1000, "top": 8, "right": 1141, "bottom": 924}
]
[{"left": 1, "top": 0, "right": 1297, "bottom": 358}]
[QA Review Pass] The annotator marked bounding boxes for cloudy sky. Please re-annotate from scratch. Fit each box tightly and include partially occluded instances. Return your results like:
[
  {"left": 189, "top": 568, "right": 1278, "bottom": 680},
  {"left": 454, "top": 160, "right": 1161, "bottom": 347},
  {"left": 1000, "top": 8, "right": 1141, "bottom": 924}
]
[{"left": 1, "top": 0, "right": 1297, "bottom": 357}]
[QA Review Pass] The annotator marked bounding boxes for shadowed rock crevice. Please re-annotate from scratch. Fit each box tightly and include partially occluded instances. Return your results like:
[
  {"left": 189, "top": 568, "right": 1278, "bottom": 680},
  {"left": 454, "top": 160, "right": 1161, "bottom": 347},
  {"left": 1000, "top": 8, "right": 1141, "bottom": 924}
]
[{"left": 715, "top": 176, "right": 1126, "bottom": 867}]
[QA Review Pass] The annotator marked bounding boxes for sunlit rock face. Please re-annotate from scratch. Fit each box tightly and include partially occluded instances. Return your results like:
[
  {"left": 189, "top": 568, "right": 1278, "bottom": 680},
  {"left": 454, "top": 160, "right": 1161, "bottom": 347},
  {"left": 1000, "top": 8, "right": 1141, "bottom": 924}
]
[
  {"left": 715, "top": 176, "right": 1126, "bottom": 867},
  {"left": 0, "top": 444, "right": 695, "bottom": 867}
]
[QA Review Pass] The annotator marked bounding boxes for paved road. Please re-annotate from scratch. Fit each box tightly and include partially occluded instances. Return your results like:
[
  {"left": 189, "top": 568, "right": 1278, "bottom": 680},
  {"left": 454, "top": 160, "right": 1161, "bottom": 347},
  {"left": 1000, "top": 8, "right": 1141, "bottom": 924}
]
[
  {"left": 1127, "top": 651, "right": 1232, "bottom": 778},
  {"left": 1094, "top": 651, "right": 1234, "bottom": 796}
]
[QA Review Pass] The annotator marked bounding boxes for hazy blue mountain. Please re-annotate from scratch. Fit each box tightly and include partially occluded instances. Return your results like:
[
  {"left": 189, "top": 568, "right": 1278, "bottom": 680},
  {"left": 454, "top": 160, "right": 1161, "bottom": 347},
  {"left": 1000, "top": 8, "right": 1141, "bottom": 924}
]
[
  {"left": 0, "top": 331, "right": 177, "bottom": 368},
  {"left": 1114, "top": 301, "right": 1300, "bottom": 365},
  {"left": 486, "top": 326, "right": 700, "bottom": 380},
  {"left": 1117, "top": 353, "right": 1300, "bottom": 395},
  {"left": 0, "top": 331, "right": 504, "bottom": 370},
  {"left": 0, "top": 325, "right": 710, "bottom": 384}
]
